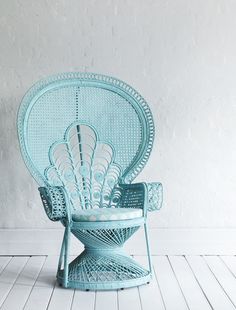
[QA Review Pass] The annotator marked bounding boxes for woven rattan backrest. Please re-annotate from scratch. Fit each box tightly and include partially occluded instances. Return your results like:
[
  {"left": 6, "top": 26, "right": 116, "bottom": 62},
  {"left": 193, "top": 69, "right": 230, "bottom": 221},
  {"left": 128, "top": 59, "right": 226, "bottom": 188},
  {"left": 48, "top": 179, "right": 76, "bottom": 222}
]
[{"left": 17, "top": 73, "right": 155, "bottom": 186}]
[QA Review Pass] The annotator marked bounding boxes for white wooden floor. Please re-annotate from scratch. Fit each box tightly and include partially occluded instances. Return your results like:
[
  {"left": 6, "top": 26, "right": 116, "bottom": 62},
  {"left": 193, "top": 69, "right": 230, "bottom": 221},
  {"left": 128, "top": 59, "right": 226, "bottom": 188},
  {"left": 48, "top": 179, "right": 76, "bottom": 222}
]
[{"left": 0, "top": 255, "right": 236, "bottom": 310}]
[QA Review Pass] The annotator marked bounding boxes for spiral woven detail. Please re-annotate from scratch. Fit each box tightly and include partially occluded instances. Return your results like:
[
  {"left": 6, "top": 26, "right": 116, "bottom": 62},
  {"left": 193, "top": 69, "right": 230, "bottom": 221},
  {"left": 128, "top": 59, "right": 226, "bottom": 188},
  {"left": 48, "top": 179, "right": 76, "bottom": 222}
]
[{"left": 147, "top": 182, "right": 163, "bottom": 211}]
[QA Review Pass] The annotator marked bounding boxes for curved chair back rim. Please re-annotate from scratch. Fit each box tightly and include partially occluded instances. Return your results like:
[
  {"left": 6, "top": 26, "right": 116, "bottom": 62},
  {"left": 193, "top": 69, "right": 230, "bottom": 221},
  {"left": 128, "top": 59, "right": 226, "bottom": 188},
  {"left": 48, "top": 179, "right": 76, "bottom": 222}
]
[{"left": 17, "top": 72, "right": 155, "bottom": 185}]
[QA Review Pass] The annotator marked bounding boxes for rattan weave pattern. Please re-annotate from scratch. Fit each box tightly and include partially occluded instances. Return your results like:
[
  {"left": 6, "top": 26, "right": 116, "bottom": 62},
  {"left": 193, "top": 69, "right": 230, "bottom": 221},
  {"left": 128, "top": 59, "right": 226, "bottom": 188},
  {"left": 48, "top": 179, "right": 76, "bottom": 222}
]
[
  {"left": 72, "top": 226, "right": 140, "bottom": 248},
  {"left": 39, "top": 186, "right": 67, "bottom": 221},
  {"left": 58, "top": 250, "right": 149, "bottom": 288},
  {"left": 17, "top": 72, "right": 155, "bottom": 185}
]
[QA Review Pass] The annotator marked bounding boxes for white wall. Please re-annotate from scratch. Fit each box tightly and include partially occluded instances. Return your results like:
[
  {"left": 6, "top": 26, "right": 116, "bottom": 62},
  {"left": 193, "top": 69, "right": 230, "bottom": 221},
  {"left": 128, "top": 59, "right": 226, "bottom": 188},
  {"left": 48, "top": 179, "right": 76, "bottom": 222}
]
[{"left": 1, "top": 0, "right": 236, "bottom": 231}]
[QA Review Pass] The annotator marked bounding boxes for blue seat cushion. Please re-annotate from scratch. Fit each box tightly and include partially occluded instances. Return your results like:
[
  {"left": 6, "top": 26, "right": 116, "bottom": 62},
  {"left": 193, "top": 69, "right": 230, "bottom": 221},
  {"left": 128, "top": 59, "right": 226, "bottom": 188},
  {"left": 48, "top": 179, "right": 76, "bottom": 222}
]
[{"left": 72, "top": 208, "right": 143, "bottom": 222}]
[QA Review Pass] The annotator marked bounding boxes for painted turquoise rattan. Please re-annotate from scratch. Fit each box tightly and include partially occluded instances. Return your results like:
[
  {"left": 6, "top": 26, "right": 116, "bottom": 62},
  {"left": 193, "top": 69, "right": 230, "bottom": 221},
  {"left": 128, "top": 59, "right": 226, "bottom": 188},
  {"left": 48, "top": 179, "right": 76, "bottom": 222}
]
[{"left": 17, "top": 72, "right": 163, "bottom": 290}]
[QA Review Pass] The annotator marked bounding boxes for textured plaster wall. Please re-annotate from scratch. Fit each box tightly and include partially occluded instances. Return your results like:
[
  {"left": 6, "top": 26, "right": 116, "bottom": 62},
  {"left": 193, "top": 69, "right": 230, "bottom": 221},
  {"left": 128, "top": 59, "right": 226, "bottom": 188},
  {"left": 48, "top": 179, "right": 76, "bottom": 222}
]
[{"left": 1, "top": 0, "right": 236, "bottom": 229}]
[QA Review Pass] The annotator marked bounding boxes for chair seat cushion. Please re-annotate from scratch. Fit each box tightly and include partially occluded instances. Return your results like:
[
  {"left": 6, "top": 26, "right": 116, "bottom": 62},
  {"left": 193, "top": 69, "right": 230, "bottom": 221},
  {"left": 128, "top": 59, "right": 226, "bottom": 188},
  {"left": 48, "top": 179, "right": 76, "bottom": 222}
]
[{"left": 72, "top": 208, "right": 143, "bottom": 222}]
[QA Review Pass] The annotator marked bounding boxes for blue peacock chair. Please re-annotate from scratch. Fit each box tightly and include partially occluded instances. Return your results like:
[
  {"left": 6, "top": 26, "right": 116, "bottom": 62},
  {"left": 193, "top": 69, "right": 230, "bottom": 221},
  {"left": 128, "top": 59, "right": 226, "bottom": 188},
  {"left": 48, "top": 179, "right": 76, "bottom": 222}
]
[{"left": 17, "top": 72, "right": 163, "bottom": 290}]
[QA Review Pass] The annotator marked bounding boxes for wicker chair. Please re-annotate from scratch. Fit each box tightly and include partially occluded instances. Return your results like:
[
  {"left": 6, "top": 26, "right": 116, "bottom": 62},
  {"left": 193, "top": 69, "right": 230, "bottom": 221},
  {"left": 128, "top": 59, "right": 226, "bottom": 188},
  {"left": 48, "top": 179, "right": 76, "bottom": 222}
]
[{"left": 17, "top": 72, "right": 163, "bottom": 290}]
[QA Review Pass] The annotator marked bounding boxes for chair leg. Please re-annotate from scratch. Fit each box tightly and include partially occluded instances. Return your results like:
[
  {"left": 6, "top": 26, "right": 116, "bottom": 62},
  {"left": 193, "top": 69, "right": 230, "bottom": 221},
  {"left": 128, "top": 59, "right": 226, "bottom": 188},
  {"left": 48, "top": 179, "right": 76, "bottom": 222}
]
[
  {"left": 63, "top": 225, "right": 71, "bottom": 288},
  {"left": 144, "top": 222, "right": 153, "bottom": 275},
  {"left": 57, "top": 229, "right": 66, "bottom": 275}
]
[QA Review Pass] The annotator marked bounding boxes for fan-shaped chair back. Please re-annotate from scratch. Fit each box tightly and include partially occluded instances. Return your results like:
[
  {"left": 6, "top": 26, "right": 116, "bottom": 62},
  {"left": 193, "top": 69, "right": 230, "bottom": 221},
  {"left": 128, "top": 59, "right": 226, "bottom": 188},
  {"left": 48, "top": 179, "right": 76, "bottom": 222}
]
[{"left": 17, "top": 73, "right": 155, "bottom": 205}]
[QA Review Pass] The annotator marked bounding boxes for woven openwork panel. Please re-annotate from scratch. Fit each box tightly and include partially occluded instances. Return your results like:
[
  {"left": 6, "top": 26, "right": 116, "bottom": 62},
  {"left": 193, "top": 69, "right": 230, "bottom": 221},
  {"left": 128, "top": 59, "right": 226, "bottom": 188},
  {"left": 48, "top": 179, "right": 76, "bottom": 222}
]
[
  {"left": 44, "top": 123, "right": 122, "bottom": 211},
  {"left": 18, "top": 73, "right": 155, "bottom": 185},
  {"left": 72, "top": 226, "right": 140, "bottom": 248},
  {"left": 59, "top": 251, "right": 149, "bottom": 283}
]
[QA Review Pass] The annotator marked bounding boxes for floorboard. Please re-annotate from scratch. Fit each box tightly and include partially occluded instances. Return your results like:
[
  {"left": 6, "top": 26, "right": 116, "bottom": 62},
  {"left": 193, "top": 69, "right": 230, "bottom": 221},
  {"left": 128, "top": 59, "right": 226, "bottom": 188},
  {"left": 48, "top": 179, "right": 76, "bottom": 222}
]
[
  {"left": 118, "top": 286, "right": 142, "bottom": 310},
  {"left": 221, "top": 256, "right": 236, "bottom": 278},
  {"left": 186, "top": 255, "right": 235, "bottom": 310},
  {"left": 96, "top": 291, "right": 118, "bottom": 310},
  {"left": 0, "top": 256, "right": 29, "bottom": 307},
  {"left": 204, "top": 256, "right": 236, "bottom": 308},
  {"left": 71, "top": 290, "right": 95, "bottom": 310},
  {"left": 0, "top": 257, "right": 12, "bottom": 274},
  {"left": 135, "top": 255, "right": 165, "bottom": 310},
  {"left": 153, "top": 256, "right": 189, "bottom": 310},
  {"left": 0, "top": 256, "right": 45, "bottom": 310},
  {"left": 0, "top": 255, "right": 236, "bottom": 310},
  {"left": 23, "top": 256, "right": 58, "bottom": 310},
  {"left": 46, "top": 284, "right": 74, "bottom": 310},
  {"left": 169, "top": 255, "right": 212, "bottom": 310}
]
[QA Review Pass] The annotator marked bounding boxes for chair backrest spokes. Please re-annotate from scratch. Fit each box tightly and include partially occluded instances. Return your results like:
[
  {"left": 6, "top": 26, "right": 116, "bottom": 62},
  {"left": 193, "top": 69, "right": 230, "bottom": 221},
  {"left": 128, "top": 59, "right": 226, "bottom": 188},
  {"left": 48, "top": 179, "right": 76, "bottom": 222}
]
[{"left": 45, "top": 122, "right": 122, "bottom": 211}]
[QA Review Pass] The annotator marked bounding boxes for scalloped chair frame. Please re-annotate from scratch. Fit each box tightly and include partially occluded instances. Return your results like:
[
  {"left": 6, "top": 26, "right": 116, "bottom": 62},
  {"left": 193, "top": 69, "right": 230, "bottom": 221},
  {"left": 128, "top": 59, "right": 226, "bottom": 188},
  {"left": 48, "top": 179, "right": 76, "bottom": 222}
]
[{"left": 17, "top": 72, "right": 163, "bottom": 290}]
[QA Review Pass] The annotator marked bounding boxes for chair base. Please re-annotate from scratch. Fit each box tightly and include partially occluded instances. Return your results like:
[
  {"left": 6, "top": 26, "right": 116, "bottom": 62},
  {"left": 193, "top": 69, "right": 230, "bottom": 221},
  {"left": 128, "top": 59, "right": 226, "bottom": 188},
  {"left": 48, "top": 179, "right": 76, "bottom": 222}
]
[{"left": 57, "top": 247, "right": 151, "bottom": 290}]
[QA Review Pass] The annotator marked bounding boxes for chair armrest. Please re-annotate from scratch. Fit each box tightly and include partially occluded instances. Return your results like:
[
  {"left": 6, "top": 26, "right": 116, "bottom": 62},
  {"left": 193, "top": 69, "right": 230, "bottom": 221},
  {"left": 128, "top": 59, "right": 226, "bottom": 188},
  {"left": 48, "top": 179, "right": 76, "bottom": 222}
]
[
  {"left": 118, "top": 182, "right": 163, "bottom": 214},
  {"left": 118, "top": 183, "right": 146, "bottom": 209},
  {"left": 38, "top": 186, "right": 70, "bottom": 221}
]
